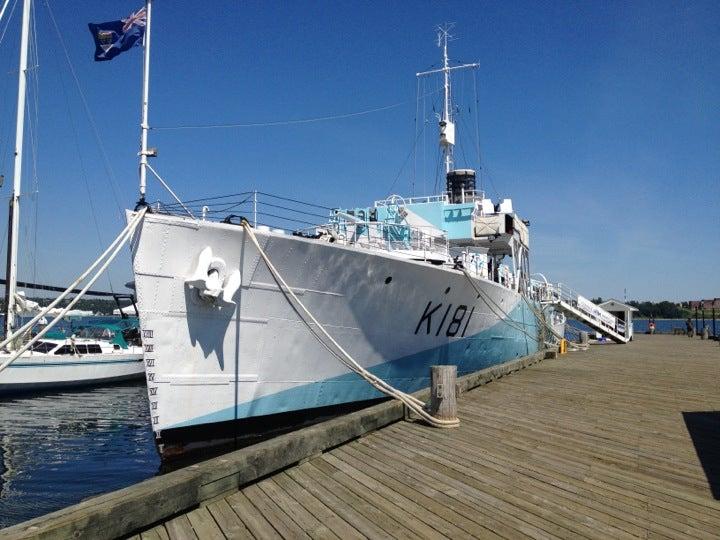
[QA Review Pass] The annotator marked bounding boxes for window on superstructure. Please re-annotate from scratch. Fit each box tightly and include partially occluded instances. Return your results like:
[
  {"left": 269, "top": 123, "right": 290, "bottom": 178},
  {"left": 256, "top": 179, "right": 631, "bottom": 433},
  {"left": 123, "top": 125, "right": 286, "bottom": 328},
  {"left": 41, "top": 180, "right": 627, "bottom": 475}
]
[
  {"left": 87, "top": 344, "right": 102, "bottom": 354},
  {"left": 54, "top": 345, "right": 74, "bottom": 355},
  {"left": 31, "top": 341, "right": 56, "bottom": 353}
]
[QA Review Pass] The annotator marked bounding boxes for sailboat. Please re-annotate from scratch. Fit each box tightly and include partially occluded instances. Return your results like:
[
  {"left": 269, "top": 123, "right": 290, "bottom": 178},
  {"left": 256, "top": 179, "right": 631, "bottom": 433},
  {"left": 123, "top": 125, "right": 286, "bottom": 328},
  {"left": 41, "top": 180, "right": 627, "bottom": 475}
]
[
  {"left": 124, "top": 2, "right": 559, "bottom": 459},
  {"left": 0, "top": 0, "right": 144, "bottom": 394}
]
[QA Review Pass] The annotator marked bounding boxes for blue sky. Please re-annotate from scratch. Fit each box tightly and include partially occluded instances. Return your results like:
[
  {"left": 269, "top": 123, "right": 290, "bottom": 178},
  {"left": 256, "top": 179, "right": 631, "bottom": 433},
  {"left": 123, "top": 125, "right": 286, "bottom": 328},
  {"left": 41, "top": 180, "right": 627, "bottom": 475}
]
[{"left": 0, "top": 0, "right": 717, "bottom": 302}]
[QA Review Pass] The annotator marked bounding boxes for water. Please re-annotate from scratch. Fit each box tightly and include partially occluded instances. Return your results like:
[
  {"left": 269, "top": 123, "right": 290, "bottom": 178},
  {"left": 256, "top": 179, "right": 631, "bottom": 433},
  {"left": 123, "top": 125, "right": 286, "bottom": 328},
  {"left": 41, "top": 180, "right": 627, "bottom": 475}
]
[
  {"left": 0, "top": 383, "right": 158, "bottom": 528},
  {"left": 568, "top": 318, "right": 718, "bottom": 336}
]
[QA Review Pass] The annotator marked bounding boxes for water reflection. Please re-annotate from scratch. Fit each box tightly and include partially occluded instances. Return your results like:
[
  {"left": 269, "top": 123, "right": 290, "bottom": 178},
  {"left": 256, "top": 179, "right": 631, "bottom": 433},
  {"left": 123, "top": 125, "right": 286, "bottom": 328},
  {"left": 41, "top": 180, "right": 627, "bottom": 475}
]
[{"left": 0, "top": 382, "right": 158, "bottom": 528}]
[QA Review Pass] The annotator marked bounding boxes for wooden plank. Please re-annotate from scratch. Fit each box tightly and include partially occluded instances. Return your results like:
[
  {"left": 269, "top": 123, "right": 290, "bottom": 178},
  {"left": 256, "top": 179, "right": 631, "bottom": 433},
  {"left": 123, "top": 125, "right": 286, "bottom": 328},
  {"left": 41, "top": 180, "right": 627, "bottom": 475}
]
[
  {"left": 273, "top": 472, "right": 363, "bottom": 540},
  {"left": 357, "top": 432, "right": 631, "bottom": 540},
  {"left": 286, "top": 466, "right": 399, "bottom": 539},
  {"left": 294, "top": 461, "right": 422, "bottom": 539},
  {"left": 346, "top": 437, "right": 557, "bottom": 539},
  {"left": 225, "top": 491, "right": 279, "bottom": 540},
  {"left": 185, "top": 507, "right": 225, "bottom": 539},
  {"left": 241, "top": 483, "right": 312, "bottom": 539},
  {"left": 140, "top": 526, "right": 169, "bottom": 540},
  {"left": 205, "top": 499, "right": 253, "bottom": 539},
  {"left": 337, "top": 443, "right": 516, "bottom": 539},
  {"left": 164, "top": 515, "right": 198, "bottom": 540},
  {"left": 308, "top": 457, "right": 451, "bottom": 540},
  {"left": 387, "top": 420, "right": 711, "bottom": 539},
  {"left": 322, "top": 449, "right": 479, "bottom": 540},
  {"left": 256, "top": 478, "right": 339, "bottom": 540}
]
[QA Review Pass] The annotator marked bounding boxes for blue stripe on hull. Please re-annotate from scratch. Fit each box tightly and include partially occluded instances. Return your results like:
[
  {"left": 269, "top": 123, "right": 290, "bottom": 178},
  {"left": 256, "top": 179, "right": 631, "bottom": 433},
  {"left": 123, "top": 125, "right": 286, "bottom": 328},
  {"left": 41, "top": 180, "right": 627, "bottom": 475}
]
[{"left": 170, "top": 301, "right": 540, "bottom": 429}]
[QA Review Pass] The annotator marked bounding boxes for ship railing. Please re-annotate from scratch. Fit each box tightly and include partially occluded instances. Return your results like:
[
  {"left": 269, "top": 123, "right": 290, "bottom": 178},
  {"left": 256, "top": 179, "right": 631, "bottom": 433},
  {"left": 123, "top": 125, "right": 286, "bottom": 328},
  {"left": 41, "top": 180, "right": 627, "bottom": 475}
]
[
  {"left": 444, "top": 189, "right": 485, "bottom": 204},
  {"left": 301, "top": 220, "right": 450, "bottom": 261},
  {"left": 150, "top": 191, "right": 334, "bottom": 233},
  {"left": 373, "top": 194, "right": 449, "bottom": 207},
  {"left": 373, "top": 190, "right": 485, "bottom": 208}
]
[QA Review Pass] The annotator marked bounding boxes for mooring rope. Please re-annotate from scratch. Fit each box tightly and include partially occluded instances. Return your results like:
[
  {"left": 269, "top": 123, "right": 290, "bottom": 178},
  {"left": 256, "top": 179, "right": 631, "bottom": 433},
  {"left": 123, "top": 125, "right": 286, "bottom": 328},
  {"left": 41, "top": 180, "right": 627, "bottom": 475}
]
[
  {"left": 241, "top": 220, "right": 459, "bottom": 428},
  {"left": 0, "top": 207, "right": 147, "bottom": 374}
]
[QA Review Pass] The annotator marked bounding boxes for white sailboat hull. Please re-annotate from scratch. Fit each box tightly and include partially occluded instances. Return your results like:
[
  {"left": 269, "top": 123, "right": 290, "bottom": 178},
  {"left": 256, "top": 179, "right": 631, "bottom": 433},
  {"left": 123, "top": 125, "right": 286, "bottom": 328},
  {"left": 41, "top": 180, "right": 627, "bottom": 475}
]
[
  {"left": 131, "top": 212, "right": 542, "bottom": 458},
  {"left": 0, "top": 351, "right": 144, "bottom": 393}
]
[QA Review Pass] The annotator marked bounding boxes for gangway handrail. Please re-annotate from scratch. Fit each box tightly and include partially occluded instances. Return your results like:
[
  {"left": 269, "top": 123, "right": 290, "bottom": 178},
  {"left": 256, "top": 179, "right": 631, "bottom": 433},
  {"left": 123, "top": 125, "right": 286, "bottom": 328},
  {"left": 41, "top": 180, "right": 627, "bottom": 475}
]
[{"left": 530, "top": 278, "right": 629, "bottom": 342}]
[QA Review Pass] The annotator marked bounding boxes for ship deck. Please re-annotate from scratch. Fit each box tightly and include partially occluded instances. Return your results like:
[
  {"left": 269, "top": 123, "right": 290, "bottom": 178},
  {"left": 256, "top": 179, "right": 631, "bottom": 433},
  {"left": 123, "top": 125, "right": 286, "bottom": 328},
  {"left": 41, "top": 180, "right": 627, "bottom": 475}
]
[{"left": 4, "top": 334, "right": 720, "bottom": 539}]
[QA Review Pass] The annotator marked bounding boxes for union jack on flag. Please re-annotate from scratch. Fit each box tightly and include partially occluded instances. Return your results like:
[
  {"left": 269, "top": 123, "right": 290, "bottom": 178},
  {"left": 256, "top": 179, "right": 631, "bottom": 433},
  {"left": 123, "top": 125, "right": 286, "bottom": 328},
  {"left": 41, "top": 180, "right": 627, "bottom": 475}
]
[
  {"left": 88, "top": 6, "right": 146, "bottom": 62},
  {"left": 122, "top": 7, "right": 147, "bottom": 33}
]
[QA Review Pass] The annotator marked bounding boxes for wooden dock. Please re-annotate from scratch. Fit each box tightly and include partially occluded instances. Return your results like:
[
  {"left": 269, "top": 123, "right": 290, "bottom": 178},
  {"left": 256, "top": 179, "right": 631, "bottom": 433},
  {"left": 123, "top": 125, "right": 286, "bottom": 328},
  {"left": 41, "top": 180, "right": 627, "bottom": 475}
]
[
  {"left": 145, "top": 335, "right": 720, "bottom": 539},
  {"left": 4, "top": 335, "right": 720, "bottom": 539}
]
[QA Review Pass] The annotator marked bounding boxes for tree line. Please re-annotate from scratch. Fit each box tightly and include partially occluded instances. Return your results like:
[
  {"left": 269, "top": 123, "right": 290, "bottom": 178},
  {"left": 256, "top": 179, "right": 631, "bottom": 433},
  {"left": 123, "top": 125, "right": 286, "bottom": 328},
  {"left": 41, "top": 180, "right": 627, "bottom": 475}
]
[{"left": 590, "top": 298, "right": 692, "bottom": 319}]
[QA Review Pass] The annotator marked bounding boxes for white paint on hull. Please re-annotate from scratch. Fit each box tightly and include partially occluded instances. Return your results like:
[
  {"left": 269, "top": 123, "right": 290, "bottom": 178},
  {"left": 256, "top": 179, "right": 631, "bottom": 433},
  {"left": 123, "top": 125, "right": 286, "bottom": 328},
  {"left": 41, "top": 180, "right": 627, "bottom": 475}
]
[{"left": 131, "top": 213, "right": 540, "bottom": 433}]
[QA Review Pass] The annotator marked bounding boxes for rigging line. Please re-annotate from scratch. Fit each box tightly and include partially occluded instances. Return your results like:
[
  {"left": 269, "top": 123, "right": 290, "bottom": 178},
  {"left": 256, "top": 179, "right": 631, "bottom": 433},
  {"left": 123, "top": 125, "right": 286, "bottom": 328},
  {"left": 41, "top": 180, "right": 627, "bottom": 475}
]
[
  {"left": 472, "top": 69, "right": 483, "bottom": 191},
  {"left": 158, "top": 190, "right": 254, "bottom": 206},
  {"left": 413, "top": 77, "right": 420, "bottom": 196},
  {"left": 385, "top": 121, "right": 427, "bottom": 195},
  {"left": 44, "top": 0, "right": 124, "bottom": 219},
  {"left": 256, "top": 201, "right": 328, "bottom": 219},
  {"left": 455, "top": 113, "right": 470, "bottom": 168},
  {"left": 0, "top": 0, "right": 16, "bottom": 47},
  {"left": 0, "top": 0, "right": 18, "bottom": 172},
  {"left": 145, "top": 163, "right": 195, "bottom": 219},
  {"left": 50, "top": 26, "right": 114, "bottom": 292},
  {"left": 204, "top": 195, "right": 253, "bottom": 215},
  {"left": 257, "top": 192, "right": 334, "bottom": 210},
  {"left": 151, "top": 89, "right": 443, "bottom": 131},
  {"left": 252, "top": 211, "right": 318, "bottom": 227},
  {"left": 0, "top": 0, "right": 11, "bottom": 25},
  {"left": 422, "top": 77, "right": 427, "bottom": 195}
]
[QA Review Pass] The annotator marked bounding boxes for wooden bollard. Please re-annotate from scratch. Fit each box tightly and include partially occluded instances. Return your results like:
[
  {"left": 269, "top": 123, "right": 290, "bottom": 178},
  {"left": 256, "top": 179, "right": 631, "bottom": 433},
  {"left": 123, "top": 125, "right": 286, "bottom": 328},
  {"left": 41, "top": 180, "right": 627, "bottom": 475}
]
[{"left": 428, "top": 365, "right": 458, "bottom": 424}]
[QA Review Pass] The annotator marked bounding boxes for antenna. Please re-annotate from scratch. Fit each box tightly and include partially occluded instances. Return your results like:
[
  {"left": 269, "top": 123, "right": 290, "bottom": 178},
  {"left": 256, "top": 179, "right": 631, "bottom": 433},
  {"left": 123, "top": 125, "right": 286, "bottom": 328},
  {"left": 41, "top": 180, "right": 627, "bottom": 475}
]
[{"left": 417, "top": 24, "right": 478, "bottom": 175}]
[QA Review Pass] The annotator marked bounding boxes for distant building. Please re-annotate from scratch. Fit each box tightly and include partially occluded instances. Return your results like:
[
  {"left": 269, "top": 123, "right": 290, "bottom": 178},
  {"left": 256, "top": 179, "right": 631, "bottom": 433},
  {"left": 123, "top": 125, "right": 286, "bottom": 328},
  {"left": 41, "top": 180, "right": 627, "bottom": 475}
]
[{"left": 688, "top": 299, "right": 720, "bottom": 310}]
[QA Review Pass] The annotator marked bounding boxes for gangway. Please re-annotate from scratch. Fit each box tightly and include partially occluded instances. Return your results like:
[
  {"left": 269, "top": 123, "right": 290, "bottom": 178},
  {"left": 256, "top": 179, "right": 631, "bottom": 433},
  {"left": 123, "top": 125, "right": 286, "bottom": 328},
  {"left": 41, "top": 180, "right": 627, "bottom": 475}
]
[{"left": 532, "top": 280, "right": 630, "bottom": 344}]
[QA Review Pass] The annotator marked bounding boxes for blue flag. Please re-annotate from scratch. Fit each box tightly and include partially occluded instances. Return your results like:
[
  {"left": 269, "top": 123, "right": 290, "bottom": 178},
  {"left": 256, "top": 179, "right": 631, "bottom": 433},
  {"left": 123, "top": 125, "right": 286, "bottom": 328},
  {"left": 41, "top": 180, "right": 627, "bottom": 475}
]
[{"left": 88, "top": 7, "right": 146, "bottom": 62}]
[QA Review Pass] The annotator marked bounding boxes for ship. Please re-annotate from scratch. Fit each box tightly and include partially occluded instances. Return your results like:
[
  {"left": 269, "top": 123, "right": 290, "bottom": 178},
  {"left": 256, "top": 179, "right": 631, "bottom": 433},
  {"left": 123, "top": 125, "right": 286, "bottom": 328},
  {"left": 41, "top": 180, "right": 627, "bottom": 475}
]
[{"left": 129, "top": 13, "right": 553, "bottom": 458}]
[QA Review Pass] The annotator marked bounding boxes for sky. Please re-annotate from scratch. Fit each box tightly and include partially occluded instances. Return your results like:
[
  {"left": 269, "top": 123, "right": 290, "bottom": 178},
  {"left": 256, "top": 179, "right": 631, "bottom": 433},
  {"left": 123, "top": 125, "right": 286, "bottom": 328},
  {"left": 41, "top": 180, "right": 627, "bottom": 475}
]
[{"left": 0, "top": 0, "right": 717, "bottom": 302}]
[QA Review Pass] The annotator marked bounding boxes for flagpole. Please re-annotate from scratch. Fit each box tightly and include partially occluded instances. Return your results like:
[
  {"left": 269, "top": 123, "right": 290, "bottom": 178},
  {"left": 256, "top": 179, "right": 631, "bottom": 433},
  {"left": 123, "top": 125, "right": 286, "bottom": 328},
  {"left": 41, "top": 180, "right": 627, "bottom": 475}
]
[{"left": 139, "top": 0, "right": 152, "bottom": 203}]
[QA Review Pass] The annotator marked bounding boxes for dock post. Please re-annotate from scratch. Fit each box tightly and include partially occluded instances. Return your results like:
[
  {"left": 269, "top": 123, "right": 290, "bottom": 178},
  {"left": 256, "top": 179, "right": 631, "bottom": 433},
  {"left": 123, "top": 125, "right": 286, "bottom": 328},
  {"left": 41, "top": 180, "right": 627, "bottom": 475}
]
[
  {"left": 580, "top": 331, "right": 589, "bottom": 345},
  {"left": 429, "top": 365, "right": 458, "bottom": 424}
]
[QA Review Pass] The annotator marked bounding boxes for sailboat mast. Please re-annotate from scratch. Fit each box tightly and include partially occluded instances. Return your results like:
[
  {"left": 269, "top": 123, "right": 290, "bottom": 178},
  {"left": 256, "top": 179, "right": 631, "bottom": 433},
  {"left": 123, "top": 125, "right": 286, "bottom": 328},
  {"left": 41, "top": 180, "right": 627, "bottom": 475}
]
[
  {"left": 138, "top": 0, "right": 152, "bottom": 202},
  {"left": 4, "top": 0, "right": 31, "bottom": 341}
]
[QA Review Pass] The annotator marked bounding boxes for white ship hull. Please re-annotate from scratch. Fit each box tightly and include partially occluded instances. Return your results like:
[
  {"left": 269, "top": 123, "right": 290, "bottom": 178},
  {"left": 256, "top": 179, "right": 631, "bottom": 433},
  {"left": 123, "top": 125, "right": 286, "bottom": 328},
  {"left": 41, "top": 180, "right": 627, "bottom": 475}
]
[
  {"left": 131, "top": 212, "right": 542, "bottom": 458},
  {"left": 0, "top": 352, "right": 144, "bottom": 393}
]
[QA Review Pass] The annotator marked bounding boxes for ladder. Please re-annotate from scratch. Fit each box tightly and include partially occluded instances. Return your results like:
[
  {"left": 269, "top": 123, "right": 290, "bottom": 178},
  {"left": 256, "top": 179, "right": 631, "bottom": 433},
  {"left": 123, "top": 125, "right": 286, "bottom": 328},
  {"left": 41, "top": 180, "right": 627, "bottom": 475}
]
[{"left": 535, "top": 282, "right": 630, "bottom": 344}]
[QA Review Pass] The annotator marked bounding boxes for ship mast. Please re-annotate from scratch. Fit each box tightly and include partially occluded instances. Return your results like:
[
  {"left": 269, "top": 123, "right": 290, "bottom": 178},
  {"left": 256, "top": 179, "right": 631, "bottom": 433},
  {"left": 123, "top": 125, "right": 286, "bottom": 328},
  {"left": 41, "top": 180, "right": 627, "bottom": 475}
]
[
  {"left": 4, "top": 0, "right": 32, "bottom": 342},
  {"left": 416, "top": 24, "right": 479, "bottom": 175},
  {"left": 138, "top": 0, "right": 153, "bottom": 204}
]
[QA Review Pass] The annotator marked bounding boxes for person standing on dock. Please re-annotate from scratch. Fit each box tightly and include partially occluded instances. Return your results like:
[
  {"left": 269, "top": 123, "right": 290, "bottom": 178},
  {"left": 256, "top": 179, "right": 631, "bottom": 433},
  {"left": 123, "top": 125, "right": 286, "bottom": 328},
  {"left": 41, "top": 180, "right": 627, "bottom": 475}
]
[{"left": 686, "top": 317, "right": 694, "bottom": 337}]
